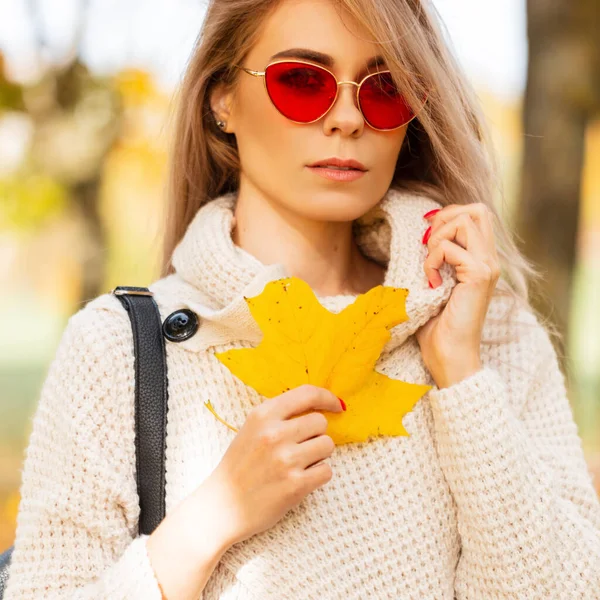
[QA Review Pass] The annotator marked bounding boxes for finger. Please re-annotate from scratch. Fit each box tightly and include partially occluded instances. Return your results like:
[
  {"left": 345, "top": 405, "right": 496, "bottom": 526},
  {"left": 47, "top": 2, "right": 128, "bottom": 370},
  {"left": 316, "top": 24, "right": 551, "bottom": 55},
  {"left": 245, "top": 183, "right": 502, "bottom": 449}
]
[
  {"left": 427, "top": 212, "right": 488, "bottom": 256},
  {"left": 297, "top": 434, "right": 335, "bottom": 469},
  {"left": 283, "top": 411, "right": 329, "bottom": 443},
  {"left": 426, "top": 203, "right": 494, "bottom": 247},
  {"left": 268, "top": 385, "right": 343, "bottom": 421},
  {"left": 298, "top": 463, "right": 333, "bottom": 497},
  {"left": 425, "top": 214, "right": 500, "bottom": 286},
  {"left": 425, "top": 239, "right": 492, "bottom": 287}
]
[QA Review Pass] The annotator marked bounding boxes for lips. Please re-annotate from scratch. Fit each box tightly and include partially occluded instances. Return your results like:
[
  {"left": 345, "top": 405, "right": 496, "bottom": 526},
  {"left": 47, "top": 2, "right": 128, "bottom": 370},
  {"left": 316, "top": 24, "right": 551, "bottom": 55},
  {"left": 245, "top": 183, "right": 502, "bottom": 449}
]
[{"left": 307, "top": 157, "right": 367, "bottom": 171}]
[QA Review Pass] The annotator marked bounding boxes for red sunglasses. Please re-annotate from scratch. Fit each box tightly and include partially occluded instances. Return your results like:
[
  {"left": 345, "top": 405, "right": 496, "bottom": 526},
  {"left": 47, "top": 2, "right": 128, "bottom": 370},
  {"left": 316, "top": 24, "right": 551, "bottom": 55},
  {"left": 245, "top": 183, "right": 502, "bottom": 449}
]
[{"left": 233, "top": 59, "right": 429, "bottom": 131}]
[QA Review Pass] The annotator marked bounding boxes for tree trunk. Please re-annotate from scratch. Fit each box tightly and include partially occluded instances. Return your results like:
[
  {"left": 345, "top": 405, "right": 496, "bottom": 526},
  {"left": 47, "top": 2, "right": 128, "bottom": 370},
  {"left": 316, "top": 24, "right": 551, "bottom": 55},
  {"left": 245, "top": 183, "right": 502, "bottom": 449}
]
[
  {"left": 75, "top": 176, "right": 106, "bottom": 303},
  {"left": 517, "top": 0, "right": 600, "bottom": 368}
]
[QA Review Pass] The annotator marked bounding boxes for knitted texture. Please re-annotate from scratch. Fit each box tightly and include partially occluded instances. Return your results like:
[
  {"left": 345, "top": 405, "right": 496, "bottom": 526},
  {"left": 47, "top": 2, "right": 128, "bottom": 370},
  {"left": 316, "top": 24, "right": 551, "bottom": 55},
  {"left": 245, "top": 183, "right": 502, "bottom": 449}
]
[{"left": 5, "top": 187, "right": 600, "bottom": 599}]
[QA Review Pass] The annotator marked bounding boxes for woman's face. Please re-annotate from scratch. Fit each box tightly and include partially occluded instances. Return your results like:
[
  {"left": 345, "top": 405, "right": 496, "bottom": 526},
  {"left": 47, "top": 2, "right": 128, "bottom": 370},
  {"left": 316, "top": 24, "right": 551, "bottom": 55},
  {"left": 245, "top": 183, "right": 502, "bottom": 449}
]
[{"left": 211, "top": 0, "right": 408, "bottom": 222}]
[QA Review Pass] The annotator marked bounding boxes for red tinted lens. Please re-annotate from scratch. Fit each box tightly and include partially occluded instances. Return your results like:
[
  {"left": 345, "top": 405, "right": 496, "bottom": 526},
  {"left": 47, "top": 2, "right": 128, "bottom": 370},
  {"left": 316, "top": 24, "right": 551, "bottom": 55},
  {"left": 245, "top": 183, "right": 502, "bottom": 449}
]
[
  {"left": 264, "top": 62, "right": 337, "bottom": 123},
  {"left": 359, "top": 72, "right": 416, "bottom": 130}
]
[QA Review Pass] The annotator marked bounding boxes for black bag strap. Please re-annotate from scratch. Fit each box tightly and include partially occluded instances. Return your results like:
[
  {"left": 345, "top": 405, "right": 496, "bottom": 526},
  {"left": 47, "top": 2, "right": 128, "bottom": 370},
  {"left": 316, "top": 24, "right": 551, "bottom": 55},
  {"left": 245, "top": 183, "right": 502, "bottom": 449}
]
[
  {"left": 112, "top": 286, "right": 169, "bottom": 536},
  {"left": 0, "top": 286, "right": 174, "bottom": 598}
]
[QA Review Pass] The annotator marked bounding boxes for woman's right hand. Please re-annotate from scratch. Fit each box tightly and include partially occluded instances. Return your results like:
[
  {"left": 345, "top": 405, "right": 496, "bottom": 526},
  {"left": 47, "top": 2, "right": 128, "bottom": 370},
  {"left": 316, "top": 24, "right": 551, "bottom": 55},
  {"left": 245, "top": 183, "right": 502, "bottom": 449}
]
[
  {"left": 145, "top": 386, "right": 344, "bottom": 598},
  {"left": 206, "top": 384, "right": 345, "bottom": 547}
]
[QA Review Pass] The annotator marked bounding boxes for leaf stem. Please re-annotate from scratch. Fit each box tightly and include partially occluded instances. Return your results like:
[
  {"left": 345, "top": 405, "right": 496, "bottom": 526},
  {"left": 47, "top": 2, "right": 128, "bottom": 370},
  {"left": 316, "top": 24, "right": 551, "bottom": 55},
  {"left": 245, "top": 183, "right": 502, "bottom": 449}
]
[{"left": 203, "top": 400, "right": 239, "bottom": 433}]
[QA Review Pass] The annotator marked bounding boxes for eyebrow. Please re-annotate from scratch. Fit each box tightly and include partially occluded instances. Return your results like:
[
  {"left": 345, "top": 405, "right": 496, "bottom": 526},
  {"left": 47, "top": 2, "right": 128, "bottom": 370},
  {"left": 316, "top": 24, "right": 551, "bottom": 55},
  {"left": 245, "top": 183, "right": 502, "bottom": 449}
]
[{"left": 268, "top": 48, "right": 386, "bottom": 71}]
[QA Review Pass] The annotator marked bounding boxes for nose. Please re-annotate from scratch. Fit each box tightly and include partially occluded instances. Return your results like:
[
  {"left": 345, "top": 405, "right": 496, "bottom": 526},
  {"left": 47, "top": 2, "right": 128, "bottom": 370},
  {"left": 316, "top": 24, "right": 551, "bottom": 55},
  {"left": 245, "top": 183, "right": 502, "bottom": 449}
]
[{"left": 321, "top": 80, "right": 364, "bottom": 136}]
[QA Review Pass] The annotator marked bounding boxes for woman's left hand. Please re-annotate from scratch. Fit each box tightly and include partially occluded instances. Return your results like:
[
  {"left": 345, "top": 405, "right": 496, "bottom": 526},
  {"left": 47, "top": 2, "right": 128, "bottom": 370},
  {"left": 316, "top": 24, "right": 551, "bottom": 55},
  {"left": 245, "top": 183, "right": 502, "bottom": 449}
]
[{"left": 414, "top": 203, "right": 501, "bottom": 389}]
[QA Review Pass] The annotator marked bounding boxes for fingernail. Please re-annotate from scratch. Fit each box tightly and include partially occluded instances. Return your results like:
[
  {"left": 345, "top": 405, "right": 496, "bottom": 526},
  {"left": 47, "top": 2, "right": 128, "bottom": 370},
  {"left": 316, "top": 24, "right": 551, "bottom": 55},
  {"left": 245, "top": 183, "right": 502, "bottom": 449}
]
[
  {"left": 423, "top": 209, "right": 440, "bottom": 220},
  {"left": 338, "top": 397, "right": 347, "bottom": 411},
  {"left": 428, "top": 280, "right": 434, "bottom": 288},
  {"left": 422, "top": 226, "right": 432, "bottom": 245}
]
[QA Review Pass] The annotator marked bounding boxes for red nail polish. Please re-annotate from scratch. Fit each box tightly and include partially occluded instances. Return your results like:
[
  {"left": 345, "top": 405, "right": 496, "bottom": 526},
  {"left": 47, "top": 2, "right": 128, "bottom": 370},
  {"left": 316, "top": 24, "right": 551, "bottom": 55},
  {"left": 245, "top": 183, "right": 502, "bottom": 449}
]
[
  {"left": 338, "top": 397, "right": 347, "bottom": 411},
  {"left": 428, "top": 280, "right": 434, "bottom": 288},
  {"left": 422, "top": 226, "right": 432, "bottom": 245},
  {"left": 423, "top": 209, "right": 441, "bottom": 219}
]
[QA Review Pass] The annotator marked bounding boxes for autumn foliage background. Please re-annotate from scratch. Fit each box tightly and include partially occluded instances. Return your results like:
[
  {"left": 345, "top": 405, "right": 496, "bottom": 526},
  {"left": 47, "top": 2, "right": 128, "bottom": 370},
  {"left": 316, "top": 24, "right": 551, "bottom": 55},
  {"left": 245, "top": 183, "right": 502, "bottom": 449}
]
[{"left": 0, "top": 1, "right": 599, "bottom": 551}]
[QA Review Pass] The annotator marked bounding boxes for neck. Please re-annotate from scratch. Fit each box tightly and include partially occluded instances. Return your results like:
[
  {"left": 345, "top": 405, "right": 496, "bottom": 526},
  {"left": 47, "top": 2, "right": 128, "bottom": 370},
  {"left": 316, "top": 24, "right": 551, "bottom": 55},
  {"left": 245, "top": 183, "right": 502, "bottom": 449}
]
[{"left": 231, "top": 186, "right": 385, "bottom": 297}]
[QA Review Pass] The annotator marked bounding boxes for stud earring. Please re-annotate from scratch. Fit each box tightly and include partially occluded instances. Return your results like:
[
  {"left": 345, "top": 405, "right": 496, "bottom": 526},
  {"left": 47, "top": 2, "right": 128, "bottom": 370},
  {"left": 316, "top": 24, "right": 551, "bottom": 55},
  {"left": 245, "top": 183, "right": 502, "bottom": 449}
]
[{"left": 215, "top": 118, "right": 227, "bottom": 130}]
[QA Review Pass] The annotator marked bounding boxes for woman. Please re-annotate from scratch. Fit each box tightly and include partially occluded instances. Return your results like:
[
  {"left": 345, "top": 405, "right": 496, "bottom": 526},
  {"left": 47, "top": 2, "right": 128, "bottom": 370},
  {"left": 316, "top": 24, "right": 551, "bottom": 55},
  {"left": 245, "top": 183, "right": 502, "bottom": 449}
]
[{"left": 5, "top": 0, "right": 600, "bottom": 598}]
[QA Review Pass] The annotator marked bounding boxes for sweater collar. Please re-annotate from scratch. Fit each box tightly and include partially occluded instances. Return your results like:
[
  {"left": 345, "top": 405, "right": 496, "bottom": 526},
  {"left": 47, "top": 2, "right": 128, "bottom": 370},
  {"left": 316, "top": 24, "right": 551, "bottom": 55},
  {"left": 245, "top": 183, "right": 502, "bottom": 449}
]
[{"left": 161, "top": 187, "right": 457, "bottom": 354}]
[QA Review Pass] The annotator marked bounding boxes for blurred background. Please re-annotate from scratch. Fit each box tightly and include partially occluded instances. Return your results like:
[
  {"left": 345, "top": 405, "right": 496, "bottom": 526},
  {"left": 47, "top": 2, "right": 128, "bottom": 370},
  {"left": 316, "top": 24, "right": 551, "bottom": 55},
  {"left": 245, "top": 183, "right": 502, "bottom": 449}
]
[{"left": 0, "top": 0, "right": 599, "bottom": 550}]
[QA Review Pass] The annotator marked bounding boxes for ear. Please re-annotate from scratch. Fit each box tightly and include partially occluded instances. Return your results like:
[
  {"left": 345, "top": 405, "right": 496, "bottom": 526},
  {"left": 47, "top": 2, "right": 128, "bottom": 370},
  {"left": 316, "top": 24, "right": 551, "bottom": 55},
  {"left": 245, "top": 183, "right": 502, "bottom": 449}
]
[{"left": 209, "top": 82, "right": 235, "bottom": 133}]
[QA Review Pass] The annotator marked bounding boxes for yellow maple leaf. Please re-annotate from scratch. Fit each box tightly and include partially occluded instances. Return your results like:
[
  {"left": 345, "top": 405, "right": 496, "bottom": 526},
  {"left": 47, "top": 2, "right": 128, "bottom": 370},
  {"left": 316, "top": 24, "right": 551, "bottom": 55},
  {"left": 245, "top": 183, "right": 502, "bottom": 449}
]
[{"left": 210, "top": 276, "right": 432, "bottom": 445}]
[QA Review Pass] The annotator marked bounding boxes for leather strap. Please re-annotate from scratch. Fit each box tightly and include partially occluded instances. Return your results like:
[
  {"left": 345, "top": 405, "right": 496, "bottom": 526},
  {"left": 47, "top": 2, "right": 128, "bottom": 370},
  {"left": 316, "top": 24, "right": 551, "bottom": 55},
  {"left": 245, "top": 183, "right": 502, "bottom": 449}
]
[
  {"left": 113, "top": 286, "right": 168, "bottom": 536},
  {"left": 0, "top": 286, "right": 170, "bottom": 597}
]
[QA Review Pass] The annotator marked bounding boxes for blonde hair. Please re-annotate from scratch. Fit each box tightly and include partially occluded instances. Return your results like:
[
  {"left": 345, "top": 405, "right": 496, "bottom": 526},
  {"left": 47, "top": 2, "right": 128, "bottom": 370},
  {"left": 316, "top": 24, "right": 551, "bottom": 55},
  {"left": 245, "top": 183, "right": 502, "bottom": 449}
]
[{"left": 160, "top": 0, "right": 562, "bottom": 357}]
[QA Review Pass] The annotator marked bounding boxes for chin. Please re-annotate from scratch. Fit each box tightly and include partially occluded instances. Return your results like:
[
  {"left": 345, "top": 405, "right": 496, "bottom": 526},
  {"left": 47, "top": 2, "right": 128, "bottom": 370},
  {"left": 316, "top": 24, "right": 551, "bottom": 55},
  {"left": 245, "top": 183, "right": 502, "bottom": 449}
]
[{"left": 292, "top": 191, "right": 379, "bottom": 222}]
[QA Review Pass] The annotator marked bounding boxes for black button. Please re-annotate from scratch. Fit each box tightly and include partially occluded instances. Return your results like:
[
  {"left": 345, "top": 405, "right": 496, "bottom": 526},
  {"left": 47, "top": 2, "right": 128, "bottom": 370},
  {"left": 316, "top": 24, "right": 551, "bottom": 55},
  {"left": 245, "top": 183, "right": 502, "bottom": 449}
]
[{"left": 162, "top": 309, "right": 199, "bottom": 342}]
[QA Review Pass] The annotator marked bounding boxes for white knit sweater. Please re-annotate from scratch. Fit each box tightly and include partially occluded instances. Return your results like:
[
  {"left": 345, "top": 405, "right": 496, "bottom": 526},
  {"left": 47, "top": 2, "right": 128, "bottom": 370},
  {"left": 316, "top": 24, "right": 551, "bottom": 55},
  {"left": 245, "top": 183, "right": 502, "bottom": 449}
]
[{"left": 5, "top": 188, "right": 600, "bottom": 599}]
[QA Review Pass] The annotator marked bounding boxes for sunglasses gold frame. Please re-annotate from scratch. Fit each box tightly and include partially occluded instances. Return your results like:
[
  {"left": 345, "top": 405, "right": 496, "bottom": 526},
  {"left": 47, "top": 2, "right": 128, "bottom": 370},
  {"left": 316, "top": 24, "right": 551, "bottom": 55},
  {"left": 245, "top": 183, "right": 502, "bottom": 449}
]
[{"left": 233, "top": 59, "right": 429, "bottom": 132}]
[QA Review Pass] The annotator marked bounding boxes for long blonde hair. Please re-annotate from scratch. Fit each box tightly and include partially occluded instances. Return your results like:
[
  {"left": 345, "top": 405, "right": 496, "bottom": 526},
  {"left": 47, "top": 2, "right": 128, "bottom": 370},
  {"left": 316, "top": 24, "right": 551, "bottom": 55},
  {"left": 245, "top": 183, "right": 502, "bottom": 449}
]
[{"left": 160, "top": 0, "right": 561, "bottom": 353}]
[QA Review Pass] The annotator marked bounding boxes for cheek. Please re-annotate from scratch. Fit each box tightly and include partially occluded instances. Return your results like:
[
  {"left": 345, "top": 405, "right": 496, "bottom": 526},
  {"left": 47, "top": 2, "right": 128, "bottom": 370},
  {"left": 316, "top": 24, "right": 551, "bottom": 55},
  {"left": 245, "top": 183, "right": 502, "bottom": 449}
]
[
  {"left": 365, "top": 129, "right": 408, "bottom": 191},
  {"left": 234, "top": 84, "right": 300, "bottom": 175},
  {"left": 380, "top": 129, "right": 407, "bottom": 171}
]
